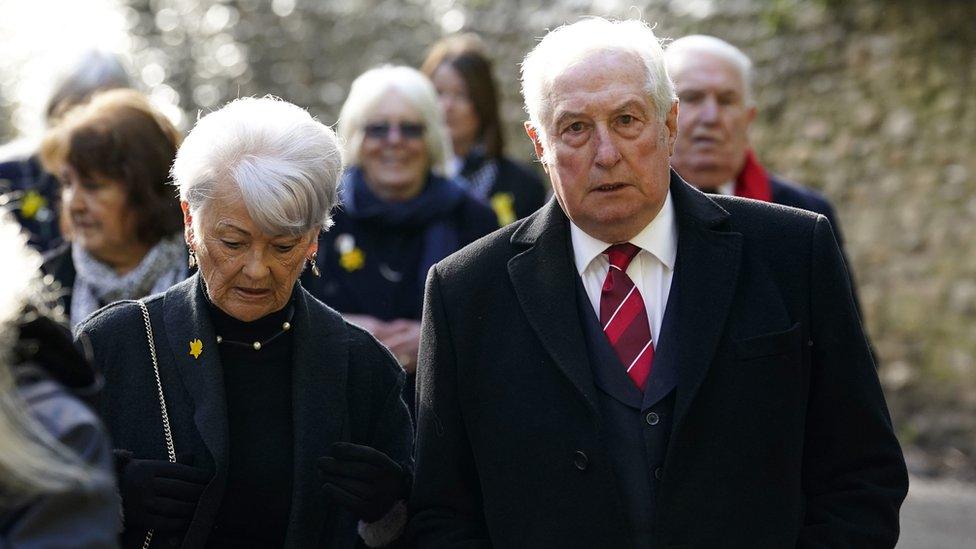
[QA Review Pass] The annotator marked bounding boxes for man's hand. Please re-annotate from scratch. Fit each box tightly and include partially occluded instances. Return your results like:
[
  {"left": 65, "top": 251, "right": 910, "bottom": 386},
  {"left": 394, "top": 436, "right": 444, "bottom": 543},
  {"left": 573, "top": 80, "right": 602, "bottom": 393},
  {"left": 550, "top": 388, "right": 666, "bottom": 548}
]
[
  {"left": 117, "top": 452, "right": 210, "bottom": 536},
  {"left": 318, "top": 442, "right": 409, "bottom": 523}
]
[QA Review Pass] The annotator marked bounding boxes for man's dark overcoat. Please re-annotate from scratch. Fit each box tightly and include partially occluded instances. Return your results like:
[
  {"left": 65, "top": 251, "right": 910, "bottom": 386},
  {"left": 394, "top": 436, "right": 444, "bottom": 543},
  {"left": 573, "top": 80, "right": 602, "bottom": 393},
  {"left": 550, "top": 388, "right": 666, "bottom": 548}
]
[
  {"left": 75, "top": 275, "right": 413, "bottom": 548},
  {"left": 410, "top": 174, "right": 907, "bottom": 548}
]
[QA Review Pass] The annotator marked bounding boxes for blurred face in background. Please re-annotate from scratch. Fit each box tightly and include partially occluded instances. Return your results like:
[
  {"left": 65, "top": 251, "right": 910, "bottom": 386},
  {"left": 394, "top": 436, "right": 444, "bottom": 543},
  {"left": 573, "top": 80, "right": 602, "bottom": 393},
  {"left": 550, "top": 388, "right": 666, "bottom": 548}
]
[
  {"left": 358, "top": 91, "right": 430, "bottom": 201},
  {"left": 186, "top": 179, "right": 318, "bottom": 322},
  {"left": 669, "top": 51, "right": 756, "bottom": 188},
  {"left": 60, "top": 165, "right": 146, "bottom": 271},
  {"left": 431, "top": 63, "right": 480, "bottom": 157}
]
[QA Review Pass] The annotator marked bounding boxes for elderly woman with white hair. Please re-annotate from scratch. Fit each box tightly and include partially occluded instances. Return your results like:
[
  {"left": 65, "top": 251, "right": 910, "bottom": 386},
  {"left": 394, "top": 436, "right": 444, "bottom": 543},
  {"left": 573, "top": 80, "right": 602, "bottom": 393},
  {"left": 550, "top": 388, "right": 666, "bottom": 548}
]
[
  {"left": 302, "top": 66, "right": 497, "bottom": 391},
  {"left": 76, "top": 97, "right": 413, "bottom": 548}
]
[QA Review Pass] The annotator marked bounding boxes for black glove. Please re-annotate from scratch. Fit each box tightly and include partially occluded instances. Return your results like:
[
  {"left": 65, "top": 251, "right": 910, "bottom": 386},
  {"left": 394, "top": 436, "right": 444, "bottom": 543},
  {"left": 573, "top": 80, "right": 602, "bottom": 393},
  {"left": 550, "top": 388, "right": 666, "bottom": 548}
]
[
  {"left": 117, "top": 451, "right": 211, "bottom": 536},
  {"left": 317, "top": 442, "right": 409, "bottom": 523}
]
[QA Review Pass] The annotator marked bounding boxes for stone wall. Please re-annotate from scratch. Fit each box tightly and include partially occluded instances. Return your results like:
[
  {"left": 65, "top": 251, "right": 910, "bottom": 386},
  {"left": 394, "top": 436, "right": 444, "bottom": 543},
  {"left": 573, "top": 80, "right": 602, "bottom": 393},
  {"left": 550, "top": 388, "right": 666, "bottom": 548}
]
[{"left": 5, "top": 0, "right": 973, "bottom": 477}]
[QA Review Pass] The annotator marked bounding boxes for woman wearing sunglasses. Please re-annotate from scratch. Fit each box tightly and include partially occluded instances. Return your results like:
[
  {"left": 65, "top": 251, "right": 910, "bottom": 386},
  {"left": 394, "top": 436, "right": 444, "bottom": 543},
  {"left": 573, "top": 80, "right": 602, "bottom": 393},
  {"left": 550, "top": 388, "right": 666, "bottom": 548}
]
[{"left": 303, "top": 65, "right": 496, "bottom": 401}]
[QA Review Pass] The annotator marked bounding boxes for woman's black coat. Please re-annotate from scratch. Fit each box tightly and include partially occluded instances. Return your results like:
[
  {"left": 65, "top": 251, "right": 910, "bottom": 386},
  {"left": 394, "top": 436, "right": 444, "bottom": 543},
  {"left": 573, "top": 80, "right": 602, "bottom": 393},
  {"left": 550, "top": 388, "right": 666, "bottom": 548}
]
[{"left": 75, "top": 275, "right": 413, "bottom": 548}]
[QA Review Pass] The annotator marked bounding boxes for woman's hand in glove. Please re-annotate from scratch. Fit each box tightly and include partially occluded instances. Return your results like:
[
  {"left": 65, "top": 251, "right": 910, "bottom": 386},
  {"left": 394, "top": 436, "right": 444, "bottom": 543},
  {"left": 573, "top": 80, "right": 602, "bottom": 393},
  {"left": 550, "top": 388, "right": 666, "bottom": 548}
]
[
  {"left": 117, "top": 451, "right": 211, "bottom": 536},
  {"left": 317, "top": 442, "right": 409, "bottom": 523}
]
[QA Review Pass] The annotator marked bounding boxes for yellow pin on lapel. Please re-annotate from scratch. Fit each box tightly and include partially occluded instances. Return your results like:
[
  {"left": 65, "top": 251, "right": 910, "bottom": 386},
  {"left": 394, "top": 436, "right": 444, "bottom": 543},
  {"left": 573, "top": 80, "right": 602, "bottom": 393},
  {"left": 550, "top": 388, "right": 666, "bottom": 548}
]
[
  {"left": 490, "top": 192, "right": 516, "bottom": 226},
  {"left": 189, "top": 339, "right": 203, "bottom": 359}
]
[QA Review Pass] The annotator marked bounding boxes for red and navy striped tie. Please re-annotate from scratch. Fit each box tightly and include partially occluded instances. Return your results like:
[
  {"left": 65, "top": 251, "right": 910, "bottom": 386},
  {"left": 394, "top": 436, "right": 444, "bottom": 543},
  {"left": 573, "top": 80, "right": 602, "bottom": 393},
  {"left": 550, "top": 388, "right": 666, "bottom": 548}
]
[{"left": 600, "top": 243, "right": 654, "bottom": 391}]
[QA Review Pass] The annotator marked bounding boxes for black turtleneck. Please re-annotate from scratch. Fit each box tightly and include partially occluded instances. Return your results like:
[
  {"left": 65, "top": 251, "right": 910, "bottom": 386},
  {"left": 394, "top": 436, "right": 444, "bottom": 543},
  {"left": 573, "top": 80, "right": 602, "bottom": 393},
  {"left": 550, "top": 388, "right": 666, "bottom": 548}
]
[{"left": 204, "top": 283, "right": 296, "bottom": 547}]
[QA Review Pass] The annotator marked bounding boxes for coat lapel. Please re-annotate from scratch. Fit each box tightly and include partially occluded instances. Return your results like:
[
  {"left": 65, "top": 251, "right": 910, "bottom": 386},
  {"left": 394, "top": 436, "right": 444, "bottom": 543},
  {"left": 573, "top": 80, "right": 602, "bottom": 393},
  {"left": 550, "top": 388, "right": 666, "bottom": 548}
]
[
  {"left": 161, "top": 276, "right": 230, "bottom": 523},
  {"left": 285, "top": 287, "right": 349, "bottom": 548},
  {"left": 667, "top": 174, "right": 743, "bottom": 435},
  {"left": 508, "top": 200, "right": 599, "bottom": 414}
]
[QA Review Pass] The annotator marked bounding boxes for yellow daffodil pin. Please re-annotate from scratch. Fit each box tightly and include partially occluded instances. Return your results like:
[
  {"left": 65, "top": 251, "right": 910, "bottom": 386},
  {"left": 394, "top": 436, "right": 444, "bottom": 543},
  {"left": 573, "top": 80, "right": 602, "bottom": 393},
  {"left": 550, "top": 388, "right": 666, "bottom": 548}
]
[
  {"left": 335, "top": 233, "right": 365, "bottom": 272},
  {"left": 490, "top": 192, "right": 516, "bottom": 226},
  {"left": 189, "top": 339, "right": 203, "bottom": 359},
  {"left": 21, "top": 190, "right": 47, "bottom": 220},
  {"left": 340, "top": 248, "right": 365, "bottom": 272}
]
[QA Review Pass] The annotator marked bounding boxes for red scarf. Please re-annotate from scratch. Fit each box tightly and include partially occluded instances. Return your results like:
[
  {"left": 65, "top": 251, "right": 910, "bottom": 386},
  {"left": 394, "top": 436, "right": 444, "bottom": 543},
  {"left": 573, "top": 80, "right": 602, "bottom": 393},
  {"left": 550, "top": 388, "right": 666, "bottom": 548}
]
[{"left": 734, "top": 149, "right": 772, "bottom": 202}]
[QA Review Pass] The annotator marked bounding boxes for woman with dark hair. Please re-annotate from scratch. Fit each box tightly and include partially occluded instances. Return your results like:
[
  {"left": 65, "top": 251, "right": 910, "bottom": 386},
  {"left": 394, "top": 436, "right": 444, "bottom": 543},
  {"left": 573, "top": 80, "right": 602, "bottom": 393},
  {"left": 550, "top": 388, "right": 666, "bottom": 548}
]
[
  {"left": 422, "top": 33, "right": 547, "bottom": 225},
  {"left": 38, "top": 89, "right": 186, "bottom": 327}
]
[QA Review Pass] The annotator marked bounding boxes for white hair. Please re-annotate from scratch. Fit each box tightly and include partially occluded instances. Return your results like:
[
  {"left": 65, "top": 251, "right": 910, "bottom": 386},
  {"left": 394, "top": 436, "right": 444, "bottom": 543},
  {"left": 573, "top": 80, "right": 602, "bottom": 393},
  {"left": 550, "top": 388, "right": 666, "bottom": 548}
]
[
  {"left": 337, "top": 65, "right": 453, "bottom": 176},
  {"left": 46, "top": 49, "right": 133, "bottom": 121},
  {"left": 172, "top": 96, "right": 343, "bottom": 236},
  {"left": 665, "top": 35, "right": 755, "bottom": 105},
  {"left": 520, "top": 18, "right": 677, "bottom": 140}
]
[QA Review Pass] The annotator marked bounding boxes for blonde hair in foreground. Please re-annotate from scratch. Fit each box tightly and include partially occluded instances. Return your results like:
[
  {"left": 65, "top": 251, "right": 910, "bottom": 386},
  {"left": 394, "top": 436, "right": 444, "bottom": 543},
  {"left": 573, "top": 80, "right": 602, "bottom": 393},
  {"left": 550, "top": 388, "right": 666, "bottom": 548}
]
[{"left": 0, "top": 211, "right": 102, "bottom": 503}]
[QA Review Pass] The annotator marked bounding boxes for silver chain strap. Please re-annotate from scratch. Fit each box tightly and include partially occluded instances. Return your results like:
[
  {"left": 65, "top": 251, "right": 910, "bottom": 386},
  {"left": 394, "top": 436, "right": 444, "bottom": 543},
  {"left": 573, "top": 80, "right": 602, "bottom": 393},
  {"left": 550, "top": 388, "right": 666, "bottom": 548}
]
[{"left": 137, "top": 300, "right": 177, "bottom": 549}]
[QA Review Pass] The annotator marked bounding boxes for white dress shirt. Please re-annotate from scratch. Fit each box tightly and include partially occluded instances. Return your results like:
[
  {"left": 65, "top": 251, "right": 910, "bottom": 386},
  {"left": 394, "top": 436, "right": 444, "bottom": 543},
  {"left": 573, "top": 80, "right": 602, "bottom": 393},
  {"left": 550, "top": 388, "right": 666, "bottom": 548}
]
[
  {"left": 570, "top": 191, "right": 678, "bottom": 346},
  {"left": 716, "top": 180, "right": 735, "bottom": 196}
]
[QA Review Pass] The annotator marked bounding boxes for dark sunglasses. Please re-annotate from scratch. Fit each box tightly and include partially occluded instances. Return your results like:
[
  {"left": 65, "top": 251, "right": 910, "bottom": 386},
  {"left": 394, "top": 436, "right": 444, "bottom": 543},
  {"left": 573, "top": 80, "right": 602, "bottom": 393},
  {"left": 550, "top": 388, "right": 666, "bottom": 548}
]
[{"left": 363, "top": 121, "right": 426, "bottom": 140}]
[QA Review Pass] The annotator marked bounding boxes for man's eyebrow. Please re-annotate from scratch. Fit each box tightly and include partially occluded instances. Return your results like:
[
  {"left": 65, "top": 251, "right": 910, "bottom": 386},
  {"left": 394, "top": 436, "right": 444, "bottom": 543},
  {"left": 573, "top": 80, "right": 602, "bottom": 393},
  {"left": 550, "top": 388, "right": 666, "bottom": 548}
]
[
  {"left": 553, "top": 110, "right": 586, "bottom": 128},
  {"left": 611, "top": 100, "right": 650, "bottom": 115}
]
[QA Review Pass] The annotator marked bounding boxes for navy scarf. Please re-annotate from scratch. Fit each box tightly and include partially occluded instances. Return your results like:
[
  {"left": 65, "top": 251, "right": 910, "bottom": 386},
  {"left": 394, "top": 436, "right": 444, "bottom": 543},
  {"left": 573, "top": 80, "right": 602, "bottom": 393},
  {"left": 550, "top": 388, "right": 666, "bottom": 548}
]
[{"left": 340, "top": 167, "right": 465, "bottom": 292}]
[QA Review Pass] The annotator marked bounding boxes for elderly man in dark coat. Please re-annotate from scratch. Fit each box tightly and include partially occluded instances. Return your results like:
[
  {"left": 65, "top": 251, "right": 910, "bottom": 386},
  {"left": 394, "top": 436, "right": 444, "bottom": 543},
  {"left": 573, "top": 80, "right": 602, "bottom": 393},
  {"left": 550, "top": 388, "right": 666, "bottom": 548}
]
[{"left": 409, "top": 18, "right": 908, "bottom": 548}]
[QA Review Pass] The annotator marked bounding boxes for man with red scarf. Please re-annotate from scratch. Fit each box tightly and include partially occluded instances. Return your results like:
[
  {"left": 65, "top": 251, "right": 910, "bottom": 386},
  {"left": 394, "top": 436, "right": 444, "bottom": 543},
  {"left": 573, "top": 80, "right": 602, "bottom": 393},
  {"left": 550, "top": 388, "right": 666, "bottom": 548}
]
[{"left": 666, "top": 34, "right": 865, "bottom": 318}]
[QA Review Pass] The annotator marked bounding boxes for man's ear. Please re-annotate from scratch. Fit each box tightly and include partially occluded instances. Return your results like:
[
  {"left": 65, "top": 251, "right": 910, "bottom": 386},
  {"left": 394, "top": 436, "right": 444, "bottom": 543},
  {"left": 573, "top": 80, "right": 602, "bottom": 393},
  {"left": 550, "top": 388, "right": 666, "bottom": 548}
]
[
  {"left": 665, "top": 101, "right": 679, "bottom": 156},
  {"left": 745, "top": 104, "right": 758, "bottom": 128},
  {"left": 180, "top": 201, "right": 194, "bottom": 246},
  {"left": 524, "top": 121, "right": 548, "bottom": 173}
]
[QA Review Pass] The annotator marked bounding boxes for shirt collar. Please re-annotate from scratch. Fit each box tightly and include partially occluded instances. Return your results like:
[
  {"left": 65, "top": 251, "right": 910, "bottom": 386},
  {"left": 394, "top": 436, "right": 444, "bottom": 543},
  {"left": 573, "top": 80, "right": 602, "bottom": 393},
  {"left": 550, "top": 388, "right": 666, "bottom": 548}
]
[{"left": 569, "top": 190, "right": 677, "bottom": 275}]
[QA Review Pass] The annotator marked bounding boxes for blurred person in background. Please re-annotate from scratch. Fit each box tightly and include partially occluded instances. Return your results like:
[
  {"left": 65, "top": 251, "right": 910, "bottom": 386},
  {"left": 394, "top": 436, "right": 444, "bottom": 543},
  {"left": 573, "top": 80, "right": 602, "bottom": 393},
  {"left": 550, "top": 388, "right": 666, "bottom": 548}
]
[
  {"left": 0, "top": 210, "right": 118, "bottom": 547},
  {"left": 302, "top": 65, "right": 497, "bottom": 391},
  {"left": 78, "top": 97, "right": 413, "bottom": 548},
  {"left": 664, "top": 34, "right": 869, "bottom": 338},
  {"left": 422, "top": 34, "right": 548, "bottom": 225},
  {"left": 0, "top": 49, "right": 132, "bottom": 252},
  {"left": 38, "top": 89, "right": 187, "bottom": 328}
]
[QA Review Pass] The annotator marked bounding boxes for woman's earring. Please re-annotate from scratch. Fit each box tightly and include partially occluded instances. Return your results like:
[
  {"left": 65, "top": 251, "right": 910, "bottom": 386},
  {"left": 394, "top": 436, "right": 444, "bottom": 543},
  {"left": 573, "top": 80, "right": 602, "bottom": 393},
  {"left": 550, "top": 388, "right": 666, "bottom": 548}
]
[
  {"left": 188, "top": 248, "right": 197, "bottom": 269},
  {"left": 308, "top": 253, "right": 321, "bottom": 277}
]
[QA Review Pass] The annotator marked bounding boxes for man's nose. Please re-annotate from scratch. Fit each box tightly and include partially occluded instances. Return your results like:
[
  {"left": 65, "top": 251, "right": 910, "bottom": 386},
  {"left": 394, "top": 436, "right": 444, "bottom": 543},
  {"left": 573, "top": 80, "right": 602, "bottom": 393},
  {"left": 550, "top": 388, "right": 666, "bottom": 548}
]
[
  {"left": 699, "top": 96, "right": 720, "bottom": 123},
  {"left": 593, "top": 125, "right": 621, "bottom": 168}
]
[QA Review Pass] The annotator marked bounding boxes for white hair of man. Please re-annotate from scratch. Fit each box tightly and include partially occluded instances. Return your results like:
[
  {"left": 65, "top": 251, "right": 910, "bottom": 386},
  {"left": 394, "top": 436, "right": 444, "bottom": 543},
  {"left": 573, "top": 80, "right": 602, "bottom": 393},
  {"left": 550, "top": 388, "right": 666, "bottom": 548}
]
[
  {"left": 172, "top": 96, "right": 343, "bottom": 238},
  {"left": 520, "top": 18, "right": 677, "bottom": 144},
  {"left": 337, "top": 65, "right": 454, "bottom": 177},
  {"left": 664, "top": 34, "right": 755, "bottom": 105}
]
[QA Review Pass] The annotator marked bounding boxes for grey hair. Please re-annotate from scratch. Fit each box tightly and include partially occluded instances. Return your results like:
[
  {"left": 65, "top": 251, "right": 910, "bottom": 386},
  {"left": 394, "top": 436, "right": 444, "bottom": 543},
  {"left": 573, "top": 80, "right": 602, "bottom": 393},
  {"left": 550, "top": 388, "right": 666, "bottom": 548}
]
[
  {"left": 172, "top": 96, "right": 343, "bottom": 237},
  {"left": 664, "top": 35, "right": 755, "bottom": 105},
  {"left": 520, "top": 18, "right": 677, "bottom": 141},
  {"left": 337, "top": 65, "right": 454, "bottom": 176},
  {"left": 45, "top": 49, "right": 132, "bottom": 122}
]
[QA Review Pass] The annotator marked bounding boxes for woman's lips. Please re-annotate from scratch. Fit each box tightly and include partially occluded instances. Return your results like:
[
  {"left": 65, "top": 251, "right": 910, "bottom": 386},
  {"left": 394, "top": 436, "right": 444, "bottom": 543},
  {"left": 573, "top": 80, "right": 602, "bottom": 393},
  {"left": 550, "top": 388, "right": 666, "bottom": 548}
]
[{"left": 234, "top": 287, "right": 271, "bottom": 300}]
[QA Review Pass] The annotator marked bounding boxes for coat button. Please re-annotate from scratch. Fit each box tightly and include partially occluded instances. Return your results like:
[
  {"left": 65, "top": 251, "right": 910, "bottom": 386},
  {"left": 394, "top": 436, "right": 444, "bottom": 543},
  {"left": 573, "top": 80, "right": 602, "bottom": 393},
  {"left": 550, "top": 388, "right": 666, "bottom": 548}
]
[
  {"left": 654, "top": 467, "right": 664, "bottom": 481},
  {"left": 645, "top": 411, "right": 660, "bottom": 426},
  {"left": 573, "top": 450, "right": 589, "bottom": 471}
]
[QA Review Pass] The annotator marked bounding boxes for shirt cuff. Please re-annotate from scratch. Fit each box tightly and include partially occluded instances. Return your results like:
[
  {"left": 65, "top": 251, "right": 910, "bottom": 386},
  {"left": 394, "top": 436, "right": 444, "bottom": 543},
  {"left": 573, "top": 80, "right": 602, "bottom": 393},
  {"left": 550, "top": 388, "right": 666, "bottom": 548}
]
[{"left": 357, "top": 500, "right": 408, "bottom": 547}]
